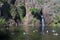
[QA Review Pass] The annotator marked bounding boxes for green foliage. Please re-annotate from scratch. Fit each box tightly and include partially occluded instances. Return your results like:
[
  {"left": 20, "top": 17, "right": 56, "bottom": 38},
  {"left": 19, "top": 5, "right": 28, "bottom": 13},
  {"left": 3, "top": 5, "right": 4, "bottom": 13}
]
[
  {"left": 30, "top": 8, "right": 40, "bottom": 19},
  {"left": 18, "top": 5, "right": 26, "bottom": 20},
  {"left": 10, "top": 5, "right": 26, "bottom": 19},
  {"left": 0, "top": 0, "right": 10, "bottom": 3},
  {"left": 32, "top": 18, "right": 36, "bottom": 27},
  {"left": 30, "top": 8, "right": 40, "bottom": 13},
  {"left": 31, "top": 18, "right": 37, "bottom": 31},
  {"left": 10, "top": 6, "right": 15, "bottom": 17},
  {"left": 38, "top": 0, "right": 44, "bottom": 5},
  {"left": 51, "top": 6, "right": 60, "bottom": 22},
  {"left": 32, "top": 18, "right": 39, "bottom": 28},
  {"left": 0, "top": 18, "right": 6, "bottom": 25},
  {"left": 51, "top": 14, "right": 60, "bottom": 29},
  {"left": 0, "top": 0, "right": 4, "bottom": 2},
  {"left": 53, "top": 14, "right": 60, "bottom": 22}
]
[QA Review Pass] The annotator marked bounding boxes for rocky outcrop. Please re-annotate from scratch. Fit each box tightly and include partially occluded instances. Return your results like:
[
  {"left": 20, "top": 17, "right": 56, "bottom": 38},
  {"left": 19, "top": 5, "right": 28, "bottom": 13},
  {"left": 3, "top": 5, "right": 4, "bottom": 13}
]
[{"left": 1, "top": 0, "right": 60, "bottom": 32}]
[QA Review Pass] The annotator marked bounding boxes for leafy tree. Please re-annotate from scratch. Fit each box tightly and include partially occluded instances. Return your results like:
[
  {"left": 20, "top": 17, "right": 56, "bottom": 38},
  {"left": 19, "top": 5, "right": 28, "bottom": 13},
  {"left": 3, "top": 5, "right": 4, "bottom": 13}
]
[
  {"left": 30, "top": 8, "right": 41, "bottom": 19},
  {"left": 18, "top": 5, "right": 26, "bottom": 19}
]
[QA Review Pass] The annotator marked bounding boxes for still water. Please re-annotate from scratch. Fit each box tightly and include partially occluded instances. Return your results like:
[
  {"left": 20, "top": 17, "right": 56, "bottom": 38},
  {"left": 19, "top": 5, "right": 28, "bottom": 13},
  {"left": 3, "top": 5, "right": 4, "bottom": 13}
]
[{"left": 0, "top": 26, "right": 60, "bottom": 40}]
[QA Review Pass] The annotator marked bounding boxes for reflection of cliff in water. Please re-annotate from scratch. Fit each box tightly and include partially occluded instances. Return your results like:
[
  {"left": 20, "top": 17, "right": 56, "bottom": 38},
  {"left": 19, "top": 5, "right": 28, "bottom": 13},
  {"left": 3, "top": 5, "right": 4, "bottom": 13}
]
[{"left": 1, "top": 1, "right": 12, "bottom": 19}]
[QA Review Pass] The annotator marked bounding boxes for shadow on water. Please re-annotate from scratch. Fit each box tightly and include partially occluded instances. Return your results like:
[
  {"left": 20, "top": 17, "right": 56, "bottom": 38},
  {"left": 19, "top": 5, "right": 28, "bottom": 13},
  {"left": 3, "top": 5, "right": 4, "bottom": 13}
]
[
  {"left": 0, "top": 33, "right": 10, "bottom": 40},
  {"left": 0, "top": 28, "right": 10, "bottom": 40}
]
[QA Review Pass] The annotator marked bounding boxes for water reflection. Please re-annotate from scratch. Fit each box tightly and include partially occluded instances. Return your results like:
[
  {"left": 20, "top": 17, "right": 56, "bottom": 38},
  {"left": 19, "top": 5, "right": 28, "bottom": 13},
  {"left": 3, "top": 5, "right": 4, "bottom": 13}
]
[
  {"left": 0, "top": 26, "right": 60, "bottom": 40},
  {"left": 53, "top": 33, "right": 59, "bottom": 36},
  {"left": 52, "top": 30, "right": 56, "bottom": 33}
]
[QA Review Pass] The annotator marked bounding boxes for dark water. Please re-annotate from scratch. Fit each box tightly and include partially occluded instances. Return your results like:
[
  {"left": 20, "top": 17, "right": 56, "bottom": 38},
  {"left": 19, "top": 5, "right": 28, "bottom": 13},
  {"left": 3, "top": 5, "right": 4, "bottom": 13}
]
[
  {"left": 42, "top": 27, "right": 60, "bottom": 40},
  {"left": 0, "top": 26, "right": 60, "bottom": 40}
]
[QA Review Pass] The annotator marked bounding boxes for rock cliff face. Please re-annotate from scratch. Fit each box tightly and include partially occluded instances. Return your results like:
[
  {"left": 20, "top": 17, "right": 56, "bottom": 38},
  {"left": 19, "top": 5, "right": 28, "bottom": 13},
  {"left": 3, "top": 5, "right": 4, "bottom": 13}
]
[
  {"left": 0, "top": 0, "right": 60, "bottom": 32},
  {"left": 24, "top": 0, "right": 53, "bottom": 26},
  {"left": 42, "top": 0, "right": 60, "bottom": 26},
  {"left": 23, "top": 0, "right": 60, "bottom": 26}
]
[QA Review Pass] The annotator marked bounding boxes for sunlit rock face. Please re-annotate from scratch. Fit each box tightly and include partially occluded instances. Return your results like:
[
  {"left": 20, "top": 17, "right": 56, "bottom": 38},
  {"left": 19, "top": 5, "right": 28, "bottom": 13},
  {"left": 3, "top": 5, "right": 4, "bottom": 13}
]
[
  {"left": 42, "top": 6, "right": 53, "bottom": 26},
  {"left": 42, "top": 0, "right": 60, "bottom": 26},
  {"left": 23, "top": 0, "right": 41, "bottom": 33}
]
